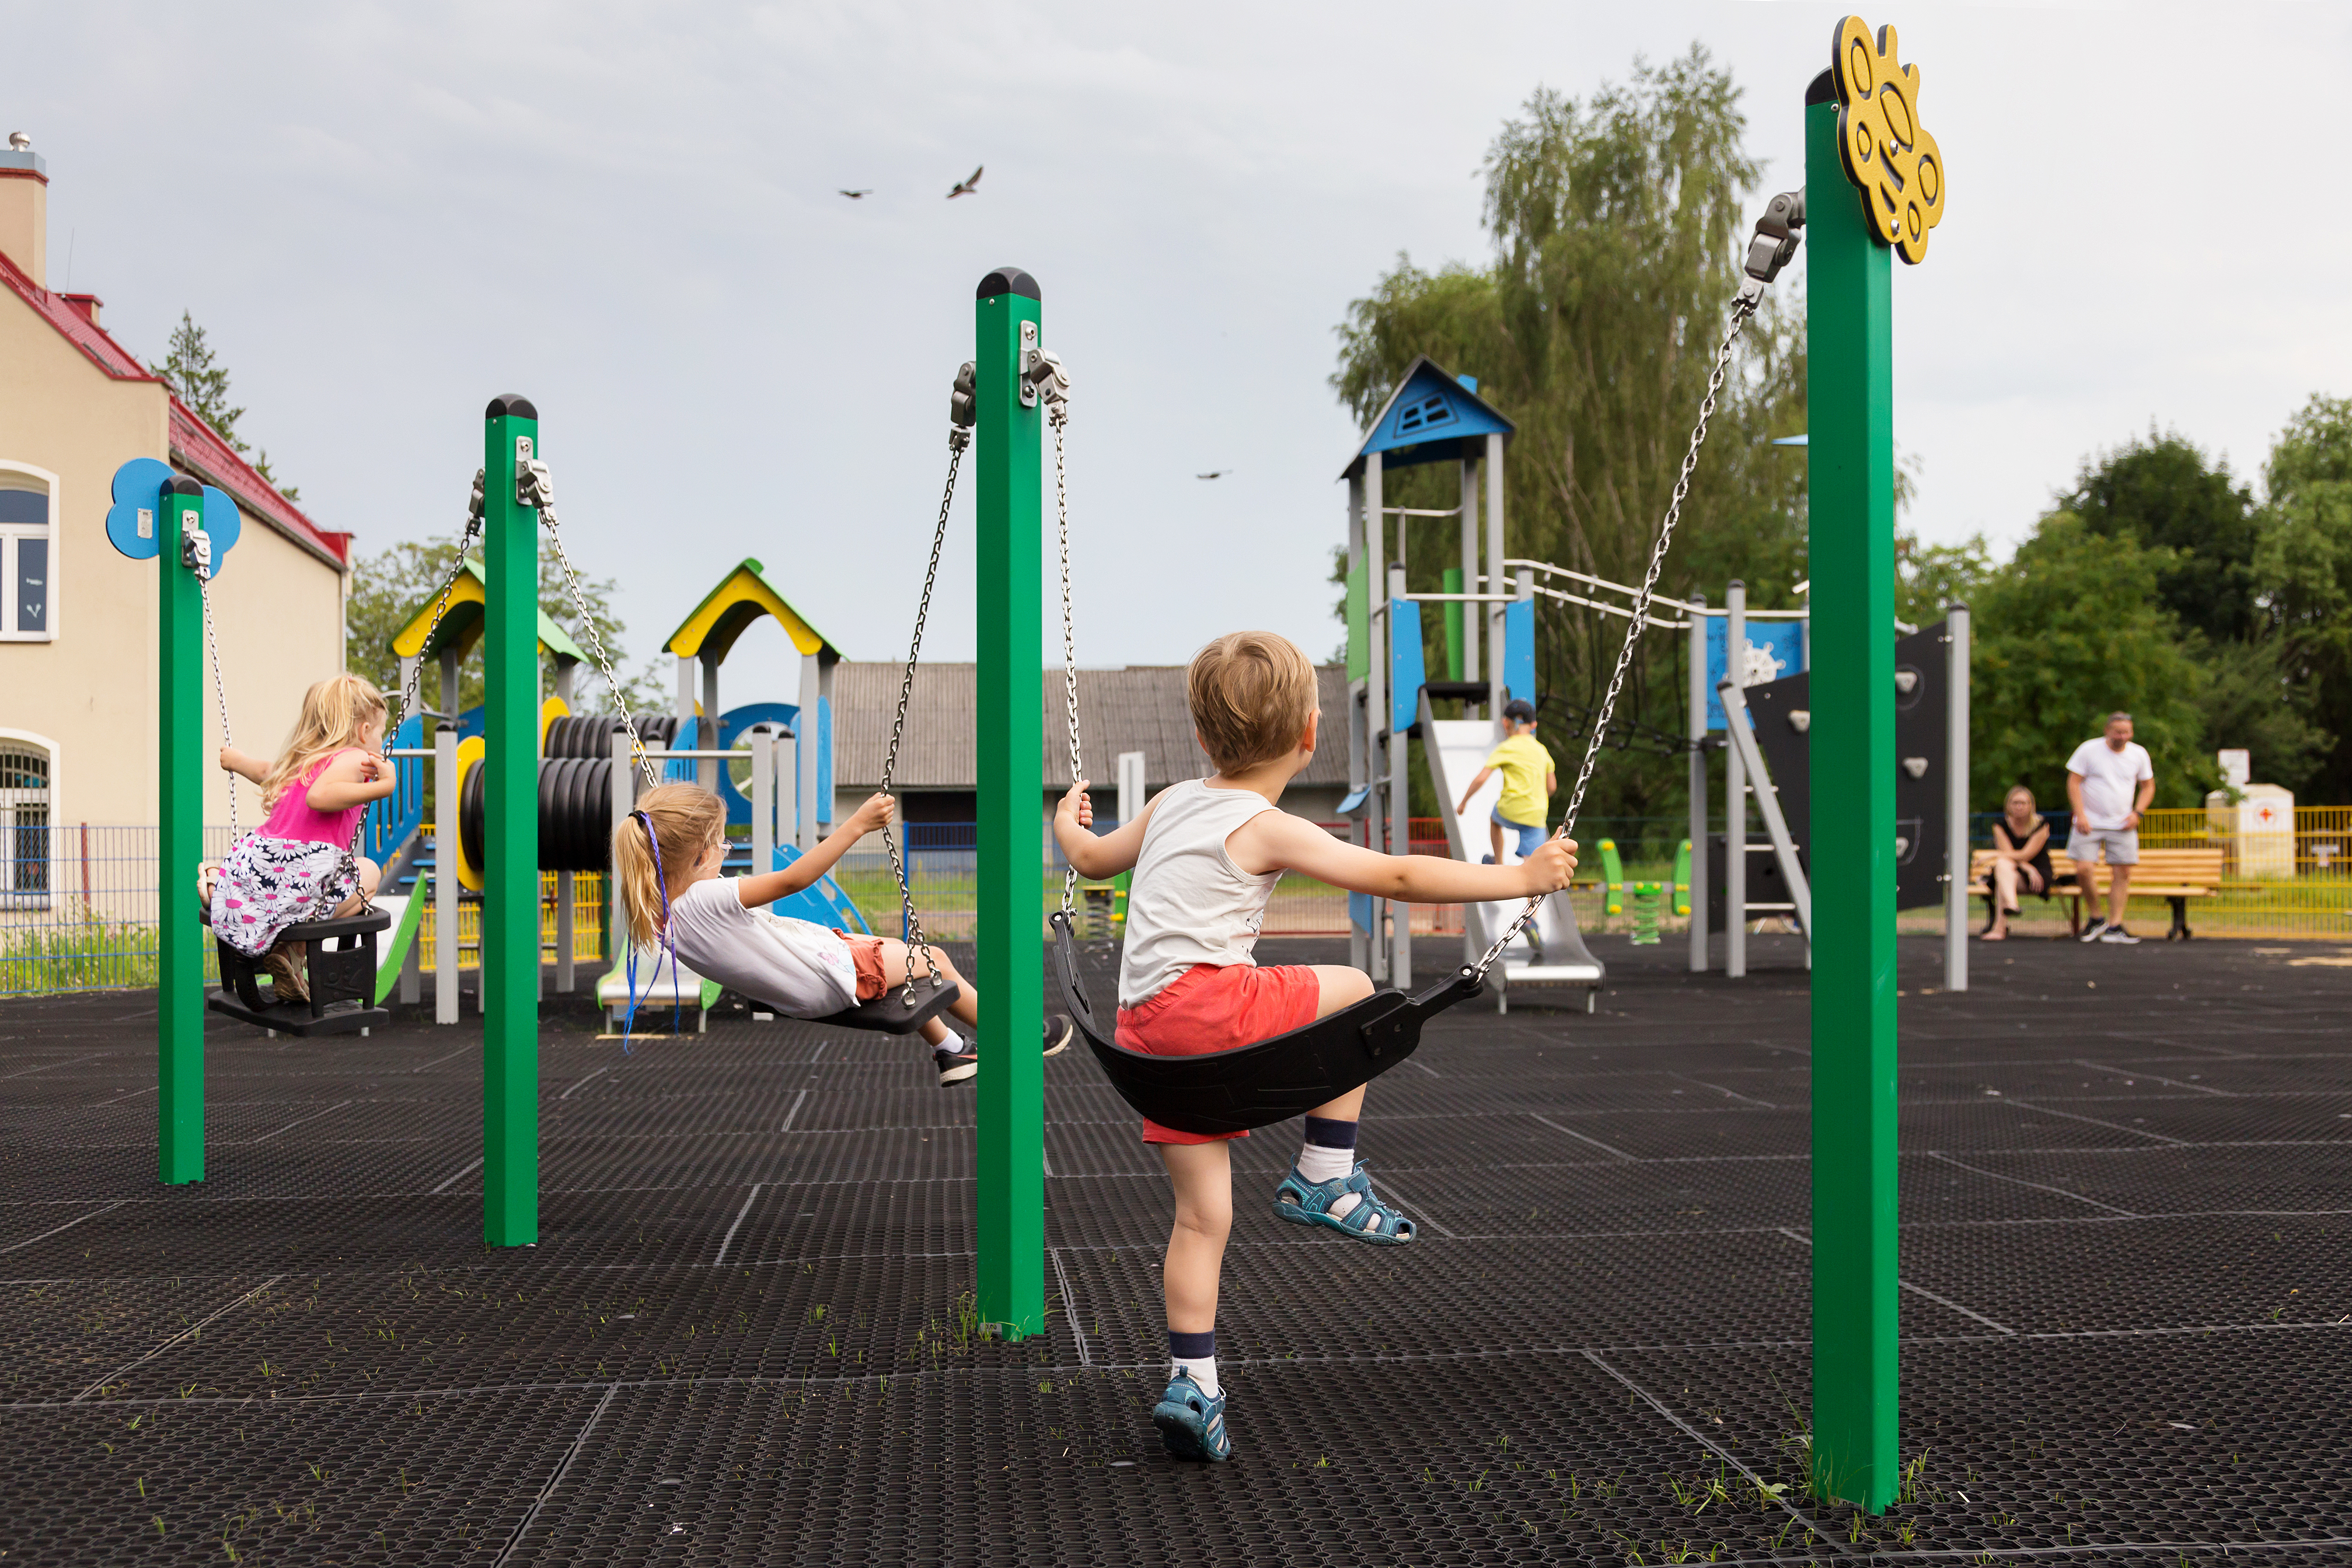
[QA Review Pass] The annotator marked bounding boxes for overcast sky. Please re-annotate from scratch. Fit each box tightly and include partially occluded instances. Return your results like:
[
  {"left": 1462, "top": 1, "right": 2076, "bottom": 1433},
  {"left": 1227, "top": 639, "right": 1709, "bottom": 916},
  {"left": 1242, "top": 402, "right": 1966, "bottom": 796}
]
[{"left": 8, "top": 2, "right": 2346, "bottom": 705}]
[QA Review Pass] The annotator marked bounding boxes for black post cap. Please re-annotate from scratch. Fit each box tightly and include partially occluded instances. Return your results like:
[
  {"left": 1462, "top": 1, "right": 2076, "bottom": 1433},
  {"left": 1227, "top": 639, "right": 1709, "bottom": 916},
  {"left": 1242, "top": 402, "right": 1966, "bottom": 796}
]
[
  {"left": 166, "top": 475, "right": 203, "bottom": 496},
  {"left": 976, "top": 267, "right": 1040, "bottom": 302},
  {"left": 485, "top": 394, "right": 539, "bottom": 420},
  {"left": 1804, "top": 68, "right": 1836, "bottom": 106}
]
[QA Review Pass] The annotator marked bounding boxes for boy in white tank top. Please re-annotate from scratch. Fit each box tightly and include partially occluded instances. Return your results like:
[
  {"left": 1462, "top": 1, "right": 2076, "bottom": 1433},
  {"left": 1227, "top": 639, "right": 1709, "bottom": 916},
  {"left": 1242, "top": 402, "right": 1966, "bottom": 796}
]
[{"left": 1054, "top": 631, "right": 1575, "bottom": 1462}]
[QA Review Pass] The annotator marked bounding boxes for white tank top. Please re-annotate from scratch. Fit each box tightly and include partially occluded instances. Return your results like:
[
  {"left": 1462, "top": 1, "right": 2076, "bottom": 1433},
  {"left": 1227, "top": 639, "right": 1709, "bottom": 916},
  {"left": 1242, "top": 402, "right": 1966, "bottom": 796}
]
[{"left": 1117, "top": 778, "right": 1283, "bottom": 1007}]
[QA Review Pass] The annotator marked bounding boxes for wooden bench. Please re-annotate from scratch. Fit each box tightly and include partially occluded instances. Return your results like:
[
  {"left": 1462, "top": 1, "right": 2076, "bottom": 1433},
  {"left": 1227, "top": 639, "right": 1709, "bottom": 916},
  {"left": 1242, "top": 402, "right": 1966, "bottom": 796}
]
[{"left": 1968, "top": 845, "right": 2225, "bottom": 940}]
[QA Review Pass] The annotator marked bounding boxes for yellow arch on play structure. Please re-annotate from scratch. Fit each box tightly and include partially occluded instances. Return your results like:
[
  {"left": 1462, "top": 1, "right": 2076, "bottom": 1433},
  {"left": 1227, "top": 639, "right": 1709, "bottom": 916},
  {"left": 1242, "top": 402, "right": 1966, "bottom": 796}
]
[
  {"left": 664, "top": 558, "right": 838, "bottom": 665},
  {"left": 387, "top": 555, "right": 589, "bottom": 668}
]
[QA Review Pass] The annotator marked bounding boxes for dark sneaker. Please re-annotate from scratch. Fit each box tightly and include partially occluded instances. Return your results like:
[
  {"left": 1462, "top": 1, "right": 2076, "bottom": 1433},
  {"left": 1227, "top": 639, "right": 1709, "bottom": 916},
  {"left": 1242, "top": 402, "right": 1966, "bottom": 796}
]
[
  {"left": 1044, "top": 1013, "right": 1073, "bottom": 1058},
  {"left": 2077, "top": 919, "right": 2108, "bottom": 944},
  {"left": 2098, "top": 926, "right": 2140, "bottom": 945},
  {"left": 1152, "top": 1373, "right": 1233, "bottom": 1462},
  {"left": 935, "top": 1044, "right": 978, "bottom": 1086}
]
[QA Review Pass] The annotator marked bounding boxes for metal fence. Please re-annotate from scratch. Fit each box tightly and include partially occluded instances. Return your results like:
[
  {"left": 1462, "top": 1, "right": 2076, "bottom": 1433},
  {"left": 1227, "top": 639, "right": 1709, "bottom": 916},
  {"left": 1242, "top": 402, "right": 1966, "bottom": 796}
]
[{"left": 12, "top": 806, "right": 2347, "bottom": 996}]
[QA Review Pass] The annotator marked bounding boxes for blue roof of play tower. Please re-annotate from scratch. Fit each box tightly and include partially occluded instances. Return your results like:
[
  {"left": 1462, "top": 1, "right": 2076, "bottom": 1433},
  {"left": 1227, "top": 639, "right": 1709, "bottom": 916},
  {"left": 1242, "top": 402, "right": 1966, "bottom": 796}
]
[{"left": 1339, "top": 355, "right": 1515, "bottom": 479}]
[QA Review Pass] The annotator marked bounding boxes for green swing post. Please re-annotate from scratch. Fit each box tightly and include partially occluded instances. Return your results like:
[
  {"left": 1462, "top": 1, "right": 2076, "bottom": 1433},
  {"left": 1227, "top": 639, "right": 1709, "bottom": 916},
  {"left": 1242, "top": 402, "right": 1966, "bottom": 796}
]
[
  {"left": 158, "top": 476, "right": 208, "bottom": 1185},
  {"left": 1804, "top": 15, "right": 1949, "bottom": 1511},
  {"left": 482, "top": 396, "right": 542, "bottom": 1247},
  {"left": 973, "top": 268, "right": 1047, "bottom": 1340}
]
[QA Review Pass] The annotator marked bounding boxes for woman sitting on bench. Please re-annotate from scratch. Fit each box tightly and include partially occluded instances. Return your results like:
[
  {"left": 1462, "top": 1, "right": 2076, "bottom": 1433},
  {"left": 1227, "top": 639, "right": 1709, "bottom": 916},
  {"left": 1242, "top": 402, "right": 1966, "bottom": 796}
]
[{"left": 1981, "top": 784, "right": 2056, "bottom": 941}]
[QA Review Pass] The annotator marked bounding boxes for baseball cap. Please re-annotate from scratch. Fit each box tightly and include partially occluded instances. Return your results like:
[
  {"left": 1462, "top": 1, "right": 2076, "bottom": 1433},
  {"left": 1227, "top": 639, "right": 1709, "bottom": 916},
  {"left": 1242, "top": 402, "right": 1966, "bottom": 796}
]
[{"left": 1503, "top": 699, "right": 1537, "bottom": 722}]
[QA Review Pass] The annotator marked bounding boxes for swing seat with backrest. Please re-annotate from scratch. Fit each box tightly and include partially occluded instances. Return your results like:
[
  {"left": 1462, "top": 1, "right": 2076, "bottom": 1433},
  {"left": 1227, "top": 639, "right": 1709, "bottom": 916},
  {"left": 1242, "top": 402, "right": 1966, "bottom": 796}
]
[
  {"left": 1032, "top": 192, "right": 1804, "bottom": 1135},
  {"left": 206, "top": 908, "right": 393, "bottom": 1038}
]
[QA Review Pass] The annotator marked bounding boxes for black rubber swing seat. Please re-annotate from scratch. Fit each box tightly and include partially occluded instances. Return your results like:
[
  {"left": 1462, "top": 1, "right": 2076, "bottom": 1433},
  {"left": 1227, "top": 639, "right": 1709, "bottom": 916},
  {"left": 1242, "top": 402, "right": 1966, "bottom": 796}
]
[
  {"left": 1049, "top": 911, "right": 1485, "bottom": 1137},
  {"left": 206, "top": 908, "right": 394, "bottom": 1038},
  {"left": 804, "top": 977, "right": 963, "bottom": 1036}
]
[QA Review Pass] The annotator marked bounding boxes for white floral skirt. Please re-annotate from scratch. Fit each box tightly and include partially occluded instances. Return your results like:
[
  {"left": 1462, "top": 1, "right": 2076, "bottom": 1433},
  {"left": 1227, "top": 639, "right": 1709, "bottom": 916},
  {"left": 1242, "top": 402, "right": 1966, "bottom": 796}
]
[{"left": 209, "top": 834, "right": 360, "bottom": 957}]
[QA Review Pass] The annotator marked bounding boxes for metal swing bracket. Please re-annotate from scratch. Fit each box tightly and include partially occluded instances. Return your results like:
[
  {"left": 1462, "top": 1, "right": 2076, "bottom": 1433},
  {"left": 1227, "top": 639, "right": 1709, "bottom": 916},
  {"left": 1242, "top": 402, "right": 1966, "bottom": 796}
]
[
  {"left": 950, "top": 361, "right": 977, "bottom": 449},
  {"left": 1737, "top": 188, "right": 1806, "bottom": 310},
  {"left": 1018, "top": 320, "right": 1069, "bottom": 410},
  {"left": 181, "top": 526, "right": 212, "bottom": 581}
]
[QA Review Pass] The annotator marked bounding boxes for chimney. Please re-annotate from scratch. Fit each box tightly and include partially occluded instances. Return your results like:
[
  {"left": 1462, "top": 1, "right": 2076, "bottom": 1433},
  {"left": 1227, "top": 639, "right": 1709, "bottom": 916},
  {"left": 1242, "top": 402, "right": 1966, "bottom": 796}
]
[{"left": 1, "top": 132, "right": 48, "bottom": 287}]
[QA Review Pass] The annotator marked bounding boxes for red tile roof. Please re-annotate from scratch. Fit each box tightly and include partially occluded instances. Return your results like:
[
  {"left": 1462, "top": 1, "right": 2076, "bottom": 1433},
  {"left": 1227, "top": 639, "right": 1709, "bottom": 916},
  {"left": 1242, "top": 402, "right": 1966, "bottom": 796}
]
[{"left": 0, "top": 247, "right": 349, "bottom": 569}]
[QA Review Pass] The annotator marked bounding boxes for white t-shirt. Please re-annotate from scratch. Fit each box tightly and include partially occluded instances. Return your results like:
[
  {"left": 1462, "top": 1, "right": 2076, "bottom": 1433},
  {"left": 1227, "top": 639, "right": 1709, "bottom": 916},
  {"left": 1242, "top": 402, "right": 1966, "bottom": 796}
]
[
  {"left": 1116, "top": 779, "right": 1284, "bottom": 1007},
  {"left": 2065, "top": 738, "right": 2154, "bottom": 829},
  {"left": 660, "top": 878, "right": 859, "bottom": 1017}
]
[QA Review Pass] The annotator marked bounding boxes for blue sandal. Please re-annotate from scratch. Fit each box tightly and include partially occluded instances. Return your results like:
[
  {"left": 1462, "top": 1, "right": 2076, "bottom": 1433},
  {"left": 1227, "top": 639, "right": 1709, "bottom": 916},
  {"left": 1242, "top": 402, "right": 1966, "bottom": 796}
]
[
  {"left": 1152, "top": 1372, "right": 1233, "bottom": 1462},
  {"left": 1272, "top": 1161, "right": 1417, "bottom": 1245}
]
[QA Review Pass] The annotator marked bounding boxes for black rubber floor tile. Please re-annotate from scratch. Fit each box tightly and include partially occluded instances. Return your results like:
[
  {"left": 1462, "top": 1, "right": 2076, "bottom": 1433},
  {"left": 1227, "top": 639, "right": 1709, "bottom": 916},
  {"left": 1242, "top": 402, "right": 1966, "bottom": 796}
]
[
  {"left": 1948, "top": 1144, "right": 2352, "bottom": 1215},
  {"left": 2116, "top": 1093, "right": 2352, "bottom": 1144},
  {"left": 722, "top": 1178, "right": 978, "bottom": 1271},
  {"left": 1899, "top": 1214, "right": 2352, "bottom": 1335},
  {"left": 1, "top": 1272, "right": 281, "bottom": 1403},
  {"left": 1064, "top": 1231, "right": 1811, "bottom": 1372},
  {"left": 1340, "top": 1155, "right": 1813, "bottom": 1236},
  {"left": 1613, "top": 1327, "right": 2352, "bottom": 1557},
  {"left": 1901, "top": 1095, "right": 2170, "bottom": 1153},
  {"left": 0, "top": 1387, "right": 596, "bottom": 1563}
]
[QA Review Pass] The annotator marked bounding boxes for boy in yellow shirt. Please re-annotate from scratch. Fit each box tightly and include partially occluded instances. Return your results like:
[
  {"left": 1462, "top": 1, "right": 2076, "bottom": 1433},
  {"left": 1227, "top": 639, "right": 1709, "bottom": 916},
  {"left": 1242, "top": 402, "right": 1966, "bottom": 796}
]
[{"left": 1457, "top": 699, "right": 1556, "bottom": 864}]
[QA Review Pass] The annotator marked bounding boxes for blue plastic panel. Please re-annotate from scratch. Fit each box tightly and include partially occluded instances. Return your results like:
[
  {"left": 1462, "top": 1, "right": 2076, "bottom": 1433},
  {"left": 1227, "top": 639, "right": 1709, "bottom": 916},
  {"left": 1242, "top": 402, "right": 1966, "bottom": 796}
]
[
  {"left": 1389, "top": 598, "right": 1426, "bottom": 734},
  {"left": 1503, "top": 599, "right": 1536, "bottom": 709},
  {"left": 1704, "top": 619, "right": 1806, "bottom": 731}
]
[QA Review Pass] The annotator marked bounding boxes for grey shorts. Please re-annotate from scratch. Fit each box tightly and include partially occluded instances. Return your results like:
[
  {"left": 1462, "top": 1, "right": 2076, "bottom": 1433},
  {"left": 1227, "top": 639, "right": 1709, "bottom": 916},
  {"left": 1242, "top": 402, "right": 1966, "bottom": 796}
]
[{"left": 2066, "top": 826, "right": 2139, "bottom": 867}]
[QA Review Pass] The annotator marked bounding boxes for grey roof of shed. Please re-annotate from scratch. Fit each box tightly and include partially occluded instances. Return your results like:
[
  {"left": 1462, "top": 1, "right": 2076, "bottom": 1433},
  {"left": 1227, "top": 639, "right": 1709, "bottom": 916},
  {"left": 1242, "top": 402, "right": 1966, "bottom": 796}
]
[{"left": 830, "top": 662, "right": 1353, "bottom": 791}]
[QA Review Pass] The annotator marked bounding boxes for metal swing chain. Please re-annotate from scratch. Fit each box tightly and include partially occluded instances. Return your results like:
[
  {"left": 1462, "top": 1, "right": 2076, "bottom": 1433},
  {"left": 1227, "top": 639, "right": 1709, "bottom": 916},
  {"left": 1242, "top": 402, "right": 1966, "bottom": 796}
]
[
  {"left": 1470, "top": 295, "right": 1760, "bottom": 981},
  {"left": 1051, "top": 398, "right": 1082, "bottom": 920},
  {"left": 873, "top": 387, "right": 973, "bottom": 1002},
  {"left": 517, "top": 461, "right": 662, "bottom": 791},
  {"left": 187, "top": 536, "right": 238, "bottom": 848}
]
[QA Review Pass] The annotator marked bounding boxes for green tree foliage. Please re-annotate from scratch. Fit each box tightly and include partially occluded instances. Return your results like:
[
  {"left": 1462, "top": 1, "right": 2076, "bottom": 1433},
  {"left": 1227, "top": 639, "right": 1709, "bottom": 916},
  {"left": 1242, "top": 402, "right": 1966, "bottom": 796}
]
[
  {"left": 2058, "top": 431, "right": 2260, "bottom": 642},
  {"left": 1971, "top": 515, "right": 2210, "bottom": 810},
  {"left": 343, "top": 533, "right": 667, "bottom": 726},
  {"left": 2256, "top": 394, "right": 2352, "bottom": 800},
  {"left": 1331, "top": 49, "right": 1806, "bottom": 821},
  {"left": 155, "top": 310, "right": 301, "bottom": 502}
]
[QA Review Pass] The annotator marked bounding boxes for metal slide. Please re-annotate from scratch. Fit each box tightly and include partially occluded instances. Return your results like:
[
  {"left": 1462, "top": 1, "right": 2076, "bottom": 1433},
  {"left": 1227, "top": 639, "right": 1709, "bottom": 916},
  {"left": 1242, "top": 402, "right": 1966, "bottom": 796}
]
[{"left": 1418, "top": 691, "right": 1604, "bottom": 1012}]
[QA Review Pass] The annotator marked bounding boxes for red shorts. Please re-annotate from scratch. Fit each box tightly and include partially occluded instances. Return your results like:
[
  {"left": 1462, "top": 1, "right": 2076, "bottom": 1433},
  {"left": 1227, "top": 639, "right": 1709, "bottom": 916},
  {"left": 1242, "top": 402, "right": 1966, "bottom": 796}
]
[
  {"left": 1115, "top": 962, "right": 1323, "bottom": 1144},
  {"left": 834, "top": 930, "right": 888, "bottom": 1001}
]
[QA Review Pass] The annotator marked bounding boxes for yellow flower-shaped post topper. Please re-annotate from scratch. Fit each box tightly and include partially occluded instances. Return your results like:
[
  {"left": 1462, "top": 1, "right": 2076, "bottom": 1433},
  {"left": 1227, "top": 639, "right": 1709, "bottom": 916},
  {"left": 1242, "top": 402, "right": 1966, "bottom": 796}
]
[{"left": 1832, "top": 15, "right": 1946, "bottom": 263}]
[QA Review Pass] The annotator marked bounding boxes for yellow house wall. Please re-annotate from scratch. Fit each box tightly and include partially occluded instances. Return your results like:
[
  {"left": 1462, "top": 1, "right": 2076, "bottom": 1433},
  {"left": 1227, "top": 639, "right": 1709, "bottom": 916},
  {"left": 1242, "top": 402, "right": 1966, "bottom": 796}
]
[{"left": 0, "top": 295, "right": 347, "bottom": 829}]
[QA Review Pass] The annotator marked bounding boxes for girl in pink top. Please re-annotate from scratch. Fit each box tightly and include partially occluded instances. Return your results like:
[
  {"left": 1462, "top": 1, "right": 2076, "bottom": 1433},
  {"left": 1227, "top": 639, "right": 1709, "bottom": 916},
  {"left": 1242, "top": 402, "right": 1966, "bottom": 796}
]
[{"left": 206, "top": 674, "right": 399, "bottom": 998}]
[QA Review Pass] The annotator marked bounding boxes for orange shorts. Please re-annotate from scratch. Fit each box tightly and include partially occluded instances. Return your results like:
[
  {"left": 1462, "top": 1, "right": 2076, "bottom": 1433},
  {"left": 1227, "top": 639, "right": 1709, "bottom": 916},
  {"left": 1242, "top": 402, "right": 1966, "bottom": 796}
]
[
  {"left": 1116, "top": 962, "right": 1323, "bottom": 1144},
  {"left": 834, "top": 930, "right": 888, "bottom": 1001}
]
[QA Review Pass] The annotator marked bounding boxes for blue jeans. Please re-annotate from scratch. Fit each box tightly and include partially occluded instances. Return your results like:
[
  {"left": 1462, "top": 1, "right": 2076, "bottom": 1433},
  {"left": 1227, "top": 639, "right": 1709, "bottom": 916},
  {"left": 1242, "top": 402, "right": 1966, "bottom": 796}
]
[{"left": 1491, "top": 808, "right": 1546, "bottom": 860}]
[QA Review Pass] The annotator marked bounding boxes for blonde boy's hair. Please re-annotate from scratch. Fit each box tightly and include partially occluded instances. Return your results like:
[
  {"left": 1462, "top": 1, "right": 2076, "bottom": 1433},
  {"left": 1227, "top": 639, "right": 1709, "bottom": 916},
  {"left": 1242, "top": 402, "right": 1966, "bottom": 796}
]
[
  {"left": 612, "top": 783, "right": 726, "bottom": 947},
  {"left": 264, "top": 674, "right": 388, "bottom": 804},
  {"left": 1187, "top": 631, "right": 1318, "bottom": 773}
]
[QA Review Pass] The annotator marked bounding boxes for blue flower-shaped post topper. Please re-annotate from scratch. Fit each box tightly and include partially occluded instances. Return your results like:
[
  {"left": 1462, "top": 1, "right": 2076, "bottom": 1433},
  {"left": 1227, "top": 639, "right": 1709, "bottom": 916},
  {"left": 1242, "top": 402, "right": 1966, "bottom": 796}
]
[{"left": 105, "top": 458, "right": 241, "bottom": 574}]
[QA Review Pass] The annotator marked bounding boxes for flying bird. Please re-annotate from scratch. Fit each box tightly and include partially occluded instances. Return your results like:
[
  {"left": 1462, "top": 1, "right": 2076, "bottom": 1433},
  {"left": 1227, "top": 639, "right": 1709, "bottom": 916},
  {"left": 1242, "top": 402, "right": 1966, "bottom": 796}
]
[
  {"left": 839, "top": 188, "right": 873, "bottom": 199},
  {"left": 946, "top": 165, "right": 984, "bottom": 199},
  {"left": 1195, "top": 469, "right": 1234, "bottom": 481}
]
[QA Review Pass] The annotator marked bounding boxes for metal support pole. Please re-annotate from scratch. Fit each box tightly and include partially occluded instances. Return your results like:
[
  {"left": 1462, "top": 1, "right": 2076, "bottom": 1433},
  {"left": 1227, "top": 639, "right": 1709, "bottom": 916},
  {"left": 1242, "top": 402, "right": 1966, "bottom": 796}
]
[
  {"left": 1945, "top": 603, "right": 1971, "bottom": 991},
  {"left": 1485, "top": 432, "right": 1506, "bottom": 733},
  {"left": 440, "top": 648, "right": 460, "bottom": 726},
  {"left": 1387, "top": 561, "right": 1411, "bottom": 990},
  {"left": 1688, "top": 594, "right": 1710, "bottom": 973},
  {"left": 482, "top": 393, "right": 542, "bottom": 1249},
  {"left": 610, "top": 726, "right": 632, "bottom": 961},
  {"left": 1726, "top": 580, "right": 1748, "bottom": 979},
  {"left": 1363, "top": 450, "right": 1388, "bottom": 982},
  {"left": 1347, "top": 473, "right": 1369, "bottom": 974},
  {"left": 699, "top": 656, "right": 721, "bottom": 795},
  {"left": 973, "top": 265, "right": 1046, "bottom": 1342},
  {"left": 798, "top": 653, "right": 822, "bottom": 851},
  {"left": 1807, "top": 95, "right": 1900, "bottom": 1513},
  {"left": 437, "top": 722, "right": 460, "bottom": 1024},
  {"left": 751, "top": 723, "right": 774, "bottom": 876},
  {"left": 158, "top": 475, "right": 206, "bottom": 1185},
  {"left": 1459, "top": 455, "right": 1481, "bottom": 710},
  {"left": 554, "top": 870, "right": 574, "bottom": 993}
]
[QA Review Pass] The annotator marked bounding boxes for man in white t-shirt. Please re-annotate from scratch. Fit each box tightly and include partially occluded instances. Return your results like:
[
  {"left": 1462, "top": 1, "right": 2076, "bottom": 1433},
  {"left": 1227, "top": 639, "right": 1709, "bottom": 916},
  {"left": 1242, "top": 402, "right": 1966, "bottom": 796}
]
[{"left": 2065, "top": 711, "right": 2156, "bottom": 945}]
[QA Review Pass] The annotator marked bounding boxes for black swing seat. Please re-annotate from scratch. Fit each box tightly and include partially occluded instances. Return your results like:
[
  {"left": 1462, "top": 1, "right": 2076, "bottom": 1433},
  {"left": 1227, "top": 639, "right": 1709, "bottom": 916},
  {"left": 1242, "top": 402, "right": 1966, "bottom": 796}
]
[
  {"left": 207, "top": 908, "right": 394, "bottom": 1038},
  {"left": 1049, "top": 911, "right": 1484, "bottom": 1138},
  {"left": 799, "top": 976, "right": 963, "bottom": 1035}
]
